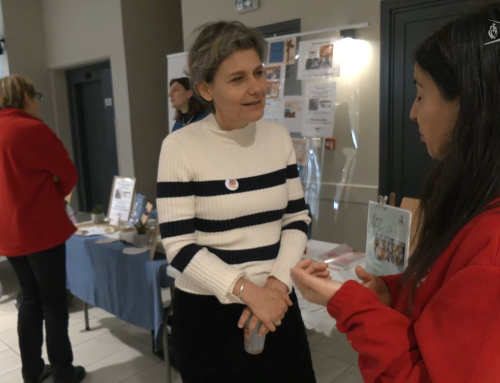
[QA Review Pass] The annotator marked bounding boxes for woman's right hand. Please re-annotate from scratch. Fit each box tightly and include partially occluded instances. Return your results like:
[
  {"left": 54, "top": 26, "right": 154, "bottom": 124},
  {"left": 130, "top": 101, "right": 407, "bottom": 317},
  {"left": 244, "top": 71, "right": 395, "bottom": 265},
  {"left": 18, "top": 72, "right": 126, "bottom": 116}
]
[
  {"left": 236, "top": 280, "right": 292, "bottom": 334},
  {"left": 354, "top": 266, "right": 392, "bottom": 306}
]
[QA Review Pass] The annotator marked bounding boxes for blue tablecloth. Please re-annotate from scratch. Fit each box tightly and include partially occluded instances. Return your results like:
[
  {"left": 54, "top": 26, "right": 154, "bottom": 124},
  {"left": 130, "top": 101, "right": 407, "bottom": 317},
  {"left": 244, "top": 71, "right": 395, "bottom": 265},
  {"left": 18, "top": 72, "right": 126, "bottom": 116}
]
[{"left": 66, "top": 235, "right": 174, "bottom": 343}]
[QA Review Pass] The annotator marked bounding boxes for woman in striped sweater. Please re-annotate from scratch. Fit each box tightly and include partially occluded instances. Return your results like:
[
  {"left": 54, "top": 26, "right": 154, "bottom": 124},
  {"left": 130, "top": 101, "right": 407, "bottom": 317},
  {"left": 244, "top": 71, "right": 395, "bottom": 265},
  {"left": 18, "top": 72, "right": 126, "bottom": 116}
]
[{"left": 157, "top": 22, "right": 317, "bottom": 383}]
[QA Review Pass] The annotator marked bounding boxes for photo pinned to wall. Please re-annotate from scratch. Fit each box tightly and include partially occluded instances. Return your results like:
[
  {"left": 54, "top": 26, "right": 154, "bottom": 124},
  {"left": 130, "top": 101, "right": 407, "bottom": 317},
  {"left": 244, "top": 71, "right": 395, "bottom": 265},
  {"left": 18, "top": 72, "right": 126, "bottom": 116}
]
[
  {"left": 297, "top": 38, "right": 340, "bottom": 80},
  {"left": 263, "top": 64, "right": 286, "bottom": 125},
  {"left": 268, "top": 37, "right": 296, "bottom": 65},
  {"left": 283, "top": 96, "right": 304, "bottom": 134},
  {"left": 302, "top": 82, "right": 336, "bottom": 137},
  {"left": 264, "top": 64, "right": 285, "bottom": 99},
  {"left": 365, "top": 201, "right": 412, "bottom": 276}
]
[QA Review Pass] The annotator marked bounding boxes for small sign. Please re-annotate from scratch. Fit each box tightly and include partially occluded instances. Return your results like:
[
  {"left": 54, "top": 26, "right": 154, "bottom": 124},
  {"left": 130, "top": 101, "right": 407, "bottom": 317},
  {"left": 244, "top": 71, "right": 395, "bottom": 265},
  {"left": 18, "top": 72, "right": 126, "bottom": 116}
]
[
  {"left": 234, "top": 0, "right": 258, "bottom": 13},
  {"left": 104, "top": 98, "right": 113, "bottom": 107}
]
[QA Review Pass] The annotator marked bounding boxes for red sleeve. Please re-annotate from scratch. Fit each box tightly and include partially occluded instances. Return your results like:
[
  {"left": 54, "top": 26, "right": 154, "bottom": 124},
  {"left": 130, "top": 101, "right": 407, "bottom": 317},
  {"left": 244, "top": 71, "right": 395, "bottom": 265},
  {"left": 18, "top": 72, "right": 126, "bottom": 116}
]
[
  {"left": 379, "top": 273, "right": 403, "bottom": 308},
  {"left": 28, "top": 124, "right": 78, "bottom": 197},
  {"left": 327, "top": 263, "right": 500, "bottom": 382}
]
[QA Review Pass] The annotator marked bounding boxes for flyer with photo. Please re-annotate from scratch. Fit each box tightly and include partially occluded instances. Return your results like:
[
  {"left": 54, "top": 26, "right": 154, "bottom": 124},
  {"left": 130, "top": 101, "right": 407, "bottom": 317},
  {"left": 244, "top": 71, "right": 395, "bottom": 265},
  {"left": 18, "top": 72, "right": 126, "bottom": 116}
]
[
  {"left": 365, "top": 201, "right": 412, "bottom": 276},
  {"left": 302, "top": 82, "right": 336, "bottom": 137},
  {"left": 283, "top": 96, "right": 304, "bottom": 134},
  {"left": 268, "top": 37, "right": 296, "bottom": 65},
  {"left": 297, "top": 38, "right": 340, "bottom": 80}
]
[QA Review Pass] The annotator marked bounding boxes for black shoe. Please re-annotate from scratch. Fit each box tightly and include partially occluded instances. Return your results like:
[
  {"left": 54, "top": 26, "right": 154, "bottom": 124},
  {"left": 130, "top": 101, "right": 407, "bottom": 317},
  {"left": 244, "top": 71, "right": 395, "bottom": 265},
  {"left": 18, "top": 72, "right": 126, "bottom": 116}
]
[
  {"left": 24, "top": 365, "right": 51, "bottom": 383},
  {"left": 54, "top": 366, "right": 86, "bottom": 383}
]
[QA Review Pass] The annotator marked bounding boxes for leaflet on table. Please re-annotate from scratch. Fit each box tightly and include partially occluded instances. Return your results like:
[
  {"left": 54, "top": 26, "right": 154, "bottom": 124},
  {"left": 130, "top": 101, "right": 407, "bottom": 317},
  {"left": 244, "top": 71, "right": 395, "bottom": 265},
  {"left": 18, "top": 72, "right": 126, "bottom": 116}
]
[
  {"left": 268, "top": 37, "right": 296, "bottom": 65},
  {"left": 75, "top": 226, "right": 115, "bottom": 237},
  {"left": 297, "top": 38, "right": 340, "bottom": 80},
  {"left": 108, "top": 177, "right": 136, "bottom": 226},
  {"left": 283, "top": 96, "right": 304, "bottom": 134},
  {"left": 302, "top": 82, "right": 336, "bottom": 137},
  {"left": 365, "top": 201, "right": 412, "bottom": 276}
]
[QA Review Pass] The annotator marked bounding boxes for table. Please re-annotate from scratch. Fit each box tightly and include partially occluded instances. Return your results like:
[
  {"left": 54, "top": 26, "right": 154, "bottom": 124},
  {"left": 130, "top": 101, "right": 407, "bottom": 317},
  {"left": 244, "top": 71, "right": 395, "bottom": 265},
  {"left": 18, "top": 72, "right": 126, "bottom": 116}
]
[
  {"left": 166, "top": 239, "right": 364, "bottom": 337},
  {"left": 66, "top": 235, "right": 175, "bottom": 346}
]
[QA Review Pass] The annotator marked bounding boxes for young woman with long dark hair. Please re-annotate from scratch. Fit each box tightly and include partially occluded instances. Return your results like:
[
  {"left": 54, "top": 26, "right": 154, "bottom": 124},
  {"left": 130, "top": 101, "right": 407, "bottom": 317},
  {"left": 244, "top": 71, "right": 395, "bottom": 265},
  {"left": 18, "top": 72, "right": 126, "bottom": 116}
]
[{"left": 292, "top": 4, "right": 500, "bottom": 382}]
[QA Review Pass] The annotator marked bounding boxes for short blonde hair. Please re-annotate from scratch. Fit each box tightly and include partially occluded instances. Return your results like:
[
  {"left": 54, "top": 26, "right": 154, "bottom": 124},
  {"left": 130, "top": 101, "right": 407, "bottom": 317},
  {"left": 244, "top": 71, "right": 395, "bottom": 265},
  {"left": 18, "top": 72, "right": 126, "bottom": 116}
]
[
  {"left": 0, "top": 75, "right": 36, "bottom": 109},
  {"left": 188, "top": 21, "right": 266, "bottom": 113}
]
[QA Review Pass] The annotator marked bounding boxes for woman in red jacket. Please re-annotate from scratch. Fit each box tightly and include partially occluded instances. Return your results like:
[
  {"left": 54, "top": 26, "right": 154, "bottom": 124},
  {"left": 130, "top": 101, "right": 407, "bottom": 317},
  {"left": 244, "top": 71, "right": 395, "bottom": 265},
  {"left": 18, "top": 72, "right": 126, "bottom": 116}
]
[
  {"left": 0, "top": 75, "right": 85, "bottom": 383},
  {"left": 292, "top": 4, "right": 500, "bottom": 383}
]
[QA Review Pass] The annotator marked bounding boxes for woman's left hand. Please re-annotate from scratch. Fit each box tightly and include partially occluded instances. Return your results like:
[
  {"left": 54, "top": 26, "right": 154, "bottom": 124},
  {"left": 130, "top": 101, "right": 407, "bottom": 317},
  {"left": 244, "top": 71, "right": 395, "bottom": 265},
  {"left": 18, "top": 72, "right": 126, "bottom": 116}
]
[{"left": 291, "top": 259, "right": 343, "bottom": 307}]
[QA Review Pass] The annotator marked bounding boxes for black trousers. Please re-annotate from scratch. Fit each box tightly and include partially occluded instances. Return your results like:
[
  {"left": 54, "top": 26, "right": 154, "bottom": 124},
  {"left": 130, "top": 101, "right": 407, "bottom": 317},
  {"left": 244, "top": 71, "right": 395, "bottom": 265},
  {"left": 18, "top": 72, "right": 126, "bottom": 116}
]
[
  {"left": 172, "top": 288, "right": 317, "bottom": 383},
  {"left": 8, "top": 243, "right": 75, "bottom": 381}
]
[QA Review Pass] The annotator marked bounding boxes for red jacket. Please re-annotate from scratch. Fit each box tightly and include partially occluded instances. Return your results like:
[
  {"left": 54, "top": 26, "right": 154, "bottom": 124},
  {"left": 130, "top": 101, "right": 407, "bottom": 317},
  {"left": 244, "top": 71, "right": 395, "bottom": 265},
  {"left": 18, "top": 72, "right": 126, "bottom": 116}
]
[
  {"left": 0, "top": 108, "right": 78, "bottom": 256},
  {"left": 328, "top": 207, "right": 500, "bottom": 383}
]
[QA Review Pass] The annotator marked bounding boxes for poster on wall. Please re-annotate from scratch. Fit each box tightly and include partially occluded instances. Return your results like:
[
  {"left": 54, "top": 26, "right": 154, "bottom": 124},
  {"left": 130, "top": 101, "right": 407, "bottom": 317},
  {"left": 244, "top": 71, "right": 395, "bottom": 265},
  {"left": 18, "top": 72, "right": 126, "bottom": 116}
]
[
  {"left": 302, "top": 82, "right": 336, "bottom": 137},
  {"left": 263, "top": 99, "right": 285, "bottom": 125},
  {"left": 365, "top": 201, "right": 412, "bottom": 276},
  {"left": 268, "top": 37, "right": 296, "bottom": 65},
  {"left": 108, "top": 176, "right": 137, "bottom": 226},
  {"left": 263, "top": 64, "right": 286, "bottom": 125},
  {"left": 292, "top": 138, "right": 308, "bottom": 166},
  {"left": 264, "top": 64, "right": 285, "bottom": 99},
  {"left": 283, "top": 96, "right": 304, "bottom": 134},
  {"left": 297, "top": 38, "right": 340, "bottom": 80}
]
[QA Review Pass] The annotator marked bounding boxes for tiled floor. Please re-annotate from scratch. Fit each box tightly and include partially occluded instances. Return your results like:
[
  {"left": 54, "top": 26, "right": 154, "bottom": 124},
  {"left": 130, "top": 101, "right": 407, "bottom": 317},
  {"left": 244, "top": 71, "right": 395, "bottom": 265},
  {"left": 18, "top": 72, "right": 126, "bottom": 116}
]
[{"left": 0, "top": 257, "right": 363, "bottom": 383}]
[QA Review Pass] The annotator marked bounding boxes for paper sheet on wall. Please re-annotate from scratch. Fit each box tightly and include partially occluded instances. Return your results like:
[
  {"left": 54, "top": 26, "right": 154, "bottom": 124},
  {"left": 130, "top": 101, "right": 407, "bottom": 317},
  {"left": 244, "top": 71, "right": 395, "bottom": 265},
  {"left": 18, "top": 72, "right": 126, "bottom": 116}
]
[
  {"left": 264, "top": 64, "right": 285, "bottom": 100},
  {"left": 283, "top": 96, "right": 304, "bottom": 134},
  {"left": 263, "top": 99, "right": 285, "bottom": 124},
  {"left": 297, "top": 38, "right": 340, "bottom": 80},
  {"left": 292, "top": 138, "right": 308, "bottom": 166},
  {"left": 268, "top": 37, "right": 296, "bottom": 65},
  {"left": 365, "top": 201, "right": 412, "bottom": 276},
  {"left": 302, "top": 82, "right": 336, "bottom": 137},
  {"left": 263, "top": 64, "right": 286, "bottom": 125}
]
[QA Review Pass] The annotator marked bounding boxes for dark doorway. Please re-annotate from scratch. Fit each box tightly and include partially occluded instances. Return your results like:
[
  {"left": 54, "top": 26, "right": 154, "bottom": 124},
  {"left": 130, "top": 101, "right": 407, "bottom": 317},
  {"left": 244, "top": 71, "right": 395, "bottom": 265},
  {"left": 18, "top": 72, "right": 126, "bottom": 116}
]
[
  {"left": 379, "top": 0, "right": 497, "bottom": 206},
  {"left": 67, "top": 62, "right": 119, "bottom": 213}
]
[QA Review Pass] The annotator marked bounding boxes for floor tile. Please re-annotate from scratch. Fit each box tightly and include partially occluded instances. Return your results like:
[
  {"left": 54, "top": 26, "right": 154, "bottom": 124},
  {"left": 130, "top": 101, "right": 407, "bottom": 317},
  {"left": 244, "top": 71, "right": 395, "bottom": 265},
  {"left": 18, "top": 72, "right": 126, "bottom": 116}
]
[
  {"left": 0, "top": 340, "right": 9, "bottom": 353},
  {"left": 0, "top": 312, "right": 18, "bottom": 333},
  {"left": 0, "top": 327, "right": 19, "bottom": 355},
  {"left": 0, "top": 349, "right": 22, "bottom": 377},
  {"left": 114, "top": 323, "right": 152, "bottom": 346},
  {"left": 313, "top": 337, "right": 359, "bottom": 365},
  {"left": 332, "top": 365, "right": 364, "bottom": 383},
  {"left": 306, "top": 329, "right": 327, "bottom": 348},
  {"left": 311, "top": 350, "right": 350, "bottom": 383},
  {"left": 83, "top": 346, "right": 158, "bottom": 383},
  {"left": 0, "top": 367, "right": 23, "bottom": 383},
  {"left": 71, "top": 332, "right": 150, "bottom": 368},
  {"left": 121, "top": 363, "right": 182, "bottom": 383}
]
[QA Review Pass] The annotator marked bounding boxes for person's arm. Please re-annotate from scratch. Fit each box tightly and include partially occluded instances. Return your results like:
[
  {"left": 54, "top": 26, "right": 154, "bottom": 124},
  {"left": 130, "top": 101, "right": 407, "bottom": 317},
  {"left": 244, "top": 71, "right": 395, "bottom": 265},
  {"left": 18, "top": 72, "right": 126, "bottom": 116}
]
[
  {"left": 268, "top": 130, "right": 311, "bottom": 291},
  {"left": 29, "top": 124, "right": 78, "bottom": 197},
  {"left": 328, "top": 242, "right": 500, "bottom": 382}
]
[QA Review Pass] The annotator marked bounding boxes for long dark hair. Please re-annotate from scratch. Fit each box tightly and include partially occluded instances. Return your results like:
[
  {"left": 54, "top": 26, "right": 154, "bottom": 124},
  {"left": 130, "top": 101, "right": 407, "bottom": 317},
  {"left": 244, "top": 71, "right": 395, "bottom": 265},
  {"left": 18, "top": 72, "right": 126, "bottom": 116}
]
[
  {"left": 169, "top": 77, "right": 206, "bottom": 121},
  {"left": 404, "top": 4, "right": 500, "bottom": 307}
]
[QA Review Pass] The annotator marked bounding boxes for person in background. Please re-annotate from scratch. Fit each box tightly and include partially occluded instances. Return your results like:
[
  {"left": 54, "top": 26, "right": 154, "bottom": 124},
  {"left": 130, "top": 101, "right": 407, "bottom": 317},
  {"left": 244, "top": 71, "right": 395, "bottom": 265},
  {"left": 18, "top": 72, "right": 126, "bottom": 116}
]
[
  {"left": 157, "top": 22, "right": 317, "bottom": 383},
  {"left": 0, "top": 75, "right": 86, "bottom": 383},
  {"left": 169, "top": 77, "right": 209, "bottom": 132},
  {"left": 292, "top": 4, "right": 500, "bottom": 383}
]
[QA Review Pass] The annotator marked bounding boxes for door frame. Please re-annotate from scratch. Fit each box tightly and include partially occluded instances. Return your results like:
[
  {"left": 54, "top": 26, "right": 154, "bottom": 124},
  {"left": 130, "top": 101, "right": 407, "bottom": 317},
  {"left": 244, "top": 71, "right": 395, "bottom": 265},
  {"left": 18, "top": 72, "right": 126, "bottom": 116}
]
[{"left": 66, "top": 61, "right": 112, "bottom": 212}]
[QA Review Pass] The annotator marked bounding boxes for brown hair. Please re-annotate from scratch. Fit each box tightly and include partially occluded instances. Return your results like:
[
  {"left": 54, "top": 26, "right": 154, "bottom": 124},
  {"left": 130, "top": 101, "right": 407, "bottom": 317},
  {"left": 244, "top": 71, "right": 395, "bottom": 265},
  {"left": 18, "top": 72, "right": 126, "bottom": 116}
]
[
  {"left": 0, "top": 75, "right": 36, "bottom": 109},
  {"left": 169, "top": 77, "right": 206, "bottom": 121},
  {"left": 188, "top": 21, "right": 266, "bottom": 113}
]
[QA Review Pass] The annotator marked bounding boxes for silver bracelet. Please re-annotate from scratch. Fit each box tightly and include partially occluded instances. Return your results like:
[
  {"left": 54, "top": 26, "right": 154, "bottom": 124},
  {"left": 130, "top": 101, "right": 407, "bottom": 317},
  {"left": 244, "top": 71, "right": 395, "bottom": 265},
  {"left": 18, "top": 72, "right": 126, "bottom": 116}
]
[{"left": 238, "top": 280, "right": 247, "bottom": 300}]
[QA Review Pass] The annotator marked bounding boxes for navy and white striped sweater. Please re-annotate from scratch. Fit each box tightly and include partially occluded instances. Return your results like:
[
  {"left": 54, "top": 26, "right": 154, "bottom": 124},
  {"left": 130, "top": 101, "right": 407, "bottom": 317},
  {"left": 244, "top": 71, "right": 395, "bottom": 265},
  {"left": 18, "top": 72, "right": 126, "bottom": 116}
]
[{"left": 157, "top": 114, "right": 310, "bottom": 304}]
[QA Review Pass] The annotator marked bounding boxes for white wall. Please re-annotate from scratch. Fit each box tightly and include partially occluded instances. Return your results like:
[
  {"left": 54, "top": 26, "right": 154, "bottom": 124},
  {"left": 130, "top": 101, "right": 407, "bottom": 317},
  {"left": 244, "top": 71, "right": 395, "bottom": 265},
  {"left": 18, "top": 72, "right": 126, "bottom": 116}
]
[
  {"left": 41, "top": 0, "right": 135, "bottom": 179},
  {"left": 181, "top": 0, "right": 381, "bottom": 249}
]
